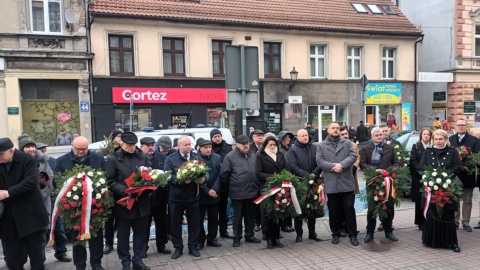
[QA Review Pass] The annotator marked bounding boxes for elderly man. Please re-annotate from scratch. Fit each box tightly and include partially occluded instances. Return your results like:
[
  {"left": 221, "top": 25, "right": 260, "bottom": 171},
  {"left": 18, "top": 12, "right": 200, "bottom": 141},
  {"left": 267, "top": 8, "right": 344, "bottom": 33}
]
[
  {"left": 164, "top": 136, "right": 203, "bottom": 259},
  {"left": 360, "top": 127, "right": 401, "bottom": 243},
  {"left": 220, "top": 135, "right": 261, "bottom": 247},
  {"left": 316, "top": 122, "right": 358, "bottom": 246},
  {"left": 249, "top": 130, "right": 264, "bottom": 232},
  {"left": 139, "top": 137, "right": 171, "bottom": 256},
  {"left": 286, "top": 129, "right": 323, "bottom": 243},
  {"left": 55, "top": 136, "right": 106, "bottom": 270},
  {"left": 106, "top": 132, "right": 150, "bottom": 270},
  {"left": 157, "top": 136, "right": 175, "bottom": 156},
  {"left": 0, "top": 138, "right": 49, "bottom": 270},
  {"left": 57, "top": 128, "right": 73, "bottom": 146},
  {"left": 449, "top": 118, "right": 480, "bottom": 232}
]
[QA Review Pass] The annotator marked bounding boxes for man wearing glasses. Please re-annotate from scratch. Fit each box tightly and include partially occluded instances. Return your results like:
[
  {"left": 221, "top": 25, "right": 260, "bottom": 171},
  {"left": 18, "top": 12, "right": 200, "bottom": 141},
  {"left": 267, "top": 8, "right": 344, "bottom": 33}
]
[
  {"left": 55, "top": 136, "right": 106, "bottom": 270},
  {"left": 449, "top": 118, "right": 480, "bottom": 232}
]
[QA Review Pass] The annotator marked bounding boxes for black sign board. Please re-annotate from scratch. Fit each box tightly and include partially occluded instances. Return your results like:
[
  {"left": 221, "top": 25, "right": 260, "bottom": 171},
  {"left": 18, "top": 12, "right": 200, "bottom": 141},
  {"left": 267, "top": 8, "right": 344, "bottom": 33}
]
[
  {"left": 433, "top": 91, "right": 446, "bottom": 101},
  {"left": 264, "top": 111, "right": 281, "bottom": 134},
  {"left": 464, "top": 102, "right": 475, "bottom": 114}
]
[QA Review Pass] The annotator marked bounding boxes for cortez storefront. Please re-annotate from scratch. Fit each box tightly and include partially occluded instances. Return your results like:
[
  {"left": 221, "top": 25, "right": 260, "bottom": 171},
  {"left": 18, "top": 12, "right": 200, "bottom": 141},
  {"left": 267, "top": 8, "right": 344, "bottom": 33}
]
[{"left": 92, "top": 78, "right": 232, "bottom": 141}]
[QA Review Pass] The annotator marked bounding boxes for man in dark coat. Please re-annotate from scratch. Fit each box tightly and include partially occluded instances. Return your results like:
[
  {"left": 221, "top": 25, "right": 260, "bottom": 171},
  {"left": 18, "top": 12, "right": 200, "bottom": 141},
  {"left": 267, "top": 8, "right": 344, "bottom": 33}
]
[
  {"left": 449, "top": 118, "right": 480, "bottom": 232},
  {"left": 220, "top": 135, "right": 261, "bottom": 247},
  {"left": 55, "top": 136, "right": 106, "bottom": 270},
  {"left": 106, "top": 132, "right": 150, "bottom": 270},
  {"left": 197, "top": 139, "right": 222, "bottom": 249},
  {"left": 0, "top": 137, "right": 49, "bottom": 270},
  {"left": 249, "top": 129, "right": 264, "bottom": 231},
  {"left": 164, "top": 136, "right": 203, "bottom": 259},
  {"left": 139, "top": 137, "right": 171, "bottom": 256},
  {"left": 356, "top": 121, "right": 369, "bottom": 143},
  {"left": 360, "top": 127, "right": 401, "bottom": 243},
  {"left": 285, "top": 129, "right": 323, "bottom": 243},
  {"left": 210, "top": 128, "right": 234, "bottom": 239}
]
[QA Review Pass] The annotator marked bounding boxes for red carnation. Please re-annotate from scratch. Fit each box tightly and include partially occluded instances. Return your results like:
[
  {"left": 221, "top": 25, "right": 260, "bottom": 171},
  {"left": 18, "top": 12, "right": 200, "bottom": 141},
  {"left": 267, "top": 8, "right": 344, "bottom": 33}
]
[
  {"left": 69, "top": 214, "right": 76, "bottom": 219},
  {"left": 103, "top": 192, "right": 109, "bottom": 197},
  {"left": 145, "top": 175, "right": 152, "bottom": 181},
  {"left": 317, "top": 178, "right": 323, "bottom": 184},
  {"left": 275, "top": 194, "right": 281, "bottom": 200},
  {"left": 439, "top": 203, "right": 445, "bottom": 208},
  {"left": 91, "top": 198, "right": 97, "bottom": 204},
  {"left": 312, "top": 186, "right": 318, "bottom": 193},
  {"left": 73, "top": 225, "right": 81, "bottom": 231},
  {"left": 70, "top": 201, "right": 77, "bottom": 208},
  {"left": 382, "top": 171, "right": 389, "bottom": 177},
  {"left": 459, "top": 157, "right": 463, "bottom": 161},
  {"left": 89, "top": 225, "right": 94, "bottom": 230},
  {"left": 373, "top": 190, "right": 379, "bottom": 195},
  {"left": 273, "top": 203, "right": 279, "bottom": 208},
  {"left": 382, "top": 205, "right": 388, "bottom": 211},
  {"left": 61, "top": 197, "right": 67, "bottom": 203},
  {"left": 92, "top": 209, "right": 98, "bottom": 214},
  {"left": 283, "top": 192, "right": 289, "bottom": 198},
  {"left": 96, "top": 203, "right": 102, "bottom": 208},
  {"left": 378, "top": 196, "right": 385, "bottom": 201},
  {"left": 141, "top": 172, "right": 148, "bottom": 178},
  {"left": 283, "top": 187, "right": 290, "bottom": 192},
  {"left": 63, "top": 204, "right": 70, "bottom": 210},
  {"left": 306, "top": 194, "right": 312, "bottom": 199},
  {"left": 465, "top": 150, "right": 469, "bottom": 154},
  {"left": 98, "top": 208, "right": 104, "bottom": 213},
  {"left": 76, "top": 211, "right": 82, "bottom": 216},
  {"left": 391, "top": 173, "right": 397, "bottom": 178},
  {"left": 287, "top": 198, "right": 292, "bottom": 203},
  {"left": 76, "top": 235, "right": 82, "bottom": 240},
  {"left": 375, "top": 178, "right": 380, "bottom": 182}
]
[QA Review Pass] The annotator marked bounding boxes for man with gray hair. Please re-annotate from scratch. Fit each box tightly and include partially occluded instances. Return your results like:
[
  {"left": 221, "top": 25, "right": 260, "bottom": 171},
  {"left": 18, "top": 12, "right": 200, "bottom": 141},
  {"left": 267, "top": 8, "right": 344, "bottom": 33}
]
[{"left": 360, "top": 127, "right": 400, "bottom": 243}]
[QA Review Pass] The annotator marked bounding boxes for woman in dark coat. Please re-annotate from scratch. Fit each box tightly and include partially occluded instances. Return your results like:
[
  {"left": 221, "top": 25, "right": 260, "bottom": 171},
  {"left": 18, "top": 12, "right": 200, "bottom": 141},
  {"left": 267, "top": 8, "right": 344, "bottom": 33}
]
[
  {"left": 419, "top": 129, "right": 462, "bottom": 252},
  {"left": 409, "top": 128, "right": 432, "bottom": 230},
  {"left": 255, "top": 136, "right": 289, "bottom": 249}
]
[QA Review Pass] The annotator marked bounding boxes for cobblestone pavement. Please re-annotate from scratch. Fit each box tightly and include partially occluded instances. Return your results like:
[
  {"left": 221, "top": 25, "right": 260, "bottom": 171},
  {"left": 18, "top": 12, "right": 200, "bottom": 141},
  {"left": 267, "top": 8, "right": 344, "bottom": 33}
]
[{"left": 4, "top": 181, "right": 480, "bottom": 269}]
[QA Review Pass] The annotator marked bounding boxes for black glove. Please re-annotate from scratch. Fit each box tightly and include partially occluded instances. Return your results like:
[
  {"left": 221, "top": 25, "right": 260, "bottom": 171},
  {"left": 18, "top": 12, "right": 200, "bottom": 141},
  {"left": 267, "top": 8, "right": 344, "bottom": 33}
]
[
  {"left": 128, "top": 193, "right": 138, "bottom": 199},
  {"left": 352, "top": 166, "right": 357, "bottom": 176}
]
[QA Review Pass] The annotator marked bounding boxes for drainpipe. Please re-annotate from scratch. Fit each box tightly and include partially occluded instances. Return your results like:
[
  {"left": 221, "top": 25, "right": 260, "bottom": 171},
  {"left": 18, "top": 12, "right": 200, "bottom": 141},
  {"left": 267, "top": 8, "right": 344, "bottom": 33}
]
[
  {"left": 414, "top": 35, "right": 424, "bottom": 130},
  {"left": 85, "top": 0, "right": 95, "bottom": 140}
]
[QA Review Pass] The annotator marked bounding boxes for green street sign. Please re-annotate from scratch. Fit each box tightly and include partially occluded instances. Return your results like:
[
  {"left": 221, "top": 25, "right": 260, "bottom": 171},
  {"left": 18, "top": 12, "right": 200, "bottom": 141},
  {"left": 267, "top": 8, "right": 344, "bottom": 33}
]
[{"left": 7, "top": 107, "right": 19, "bottom": 115}]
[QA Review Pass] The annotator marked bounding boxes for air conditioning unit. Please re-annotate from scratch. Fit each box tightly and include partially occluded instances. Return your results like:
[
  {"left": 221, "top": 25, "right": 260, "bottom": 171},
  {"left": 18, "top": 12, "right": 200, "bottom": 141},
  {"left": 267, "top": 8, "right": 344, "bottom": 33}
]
[{"left": 246, "top": 109, "right": 260, "bottom": 117}]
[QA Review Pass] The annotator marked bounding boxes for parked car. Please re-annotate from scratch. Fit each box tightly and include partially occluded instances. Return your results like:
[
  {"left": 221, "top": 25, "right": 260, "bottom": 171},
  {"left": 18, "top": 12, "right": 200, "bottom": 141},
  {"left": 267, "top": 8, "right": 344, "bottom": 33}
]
[{"left": 396, "top": 130, "right": 456, "bottom": 152}]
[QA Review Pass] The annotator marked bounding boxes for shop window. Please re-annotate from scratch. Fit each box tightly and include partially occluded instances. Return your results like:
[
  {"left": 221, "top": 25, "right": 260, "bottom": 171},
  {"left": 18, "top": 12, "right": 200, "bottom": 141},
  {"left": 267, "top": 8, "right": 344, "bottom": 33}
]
[
  {"left": 347, "top": 46, "right": 362, "bottom": 79},
  {"left": 475, "top": 88, "right": 480, "bottom": 100},
  {"left": 109, "top": 35, "right": 135, "bottom": 76},
  {"left": 20, "top": 80, "right": 78, "bottom": 99},
  {"left": 310, "top": 45, "right": 326, "bottom": 78},
  {"left": 31, "top": 0, "right": 61, "bottom": 33},
  {"left": 212, "top": 40, "right": 231, "bottom": 77},
  {"left": 114, "top": 108, "right": 151, "bottom": 132},
  {"left": 476, "top": 25, "right": 480, "bottom": 57},
  {"left": 171, "top": 114, "right": 190, "bottom": 128},
  {"left": 163, "top": 38, "right": 185, "bottom": 76},
  {"left": 264, "top": 42, "right": 281, "bottom": 78},
  {"left": 382, "top": 48, "right": 396, "bottom": 79},
  {"left": 207, "top": 107, "right": 227, "bottom": 128}
]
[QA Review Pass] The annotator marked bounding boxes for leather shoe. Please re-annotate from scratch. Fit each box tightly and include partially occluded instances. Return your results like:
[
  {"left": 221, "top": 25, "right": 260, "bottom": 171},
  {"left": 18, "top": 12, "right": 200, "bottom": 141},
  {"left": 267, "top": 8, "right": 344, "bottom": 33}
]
[
  {"left": 197, "top": 243, "right": 204, "bottom": 250},
  {"left": 331, "top": 236, "right": 340, "bottom": 244},
  {"left": 295, "top": 235, "right": 302, "bottom": 243},
  {"left": 132, "top": 263, "right": 150, "bottom": 270},
  {"left": 385, "top": 232, "right": 398, "bottom": 242},
  {"left": 254, "top": 224, "right": 261, "bottom": 232},
  {"left": 308, "top": 234, "right": 323, "bottom": 242},
  {"left": 55, "top": 254, "right": 72, "bottom": 263},
  {"left": 157, "top": 246, "right": 171, "bottom": 254},
  {"left": 463, "top": 223, "right": 473, "bottom": 232},
  {"left": 273, "top": 239, "right": 283, "bottom": 248},
  {"left": 92, "top": 266, "right": 106, "bottom": 270},
  {"left": 171, "top": 249, "right": 183, "bottom": 259},
  {"left": 266, "top": 239, "right": 273, "bottom": 249},
  {"left": 189, "top": 249, "right": 201, "bottom": 257},
  {"left": 245, "top": 236, "right": 261, "bottom": 243},
  {"left": 350, "top": 236, "right": 359, "bottom": 246},
  {"left": 220, "top": 233, "right": 235, "bottom": 239},
  {"left": 233, "top": 239, "right": 241, "bottom": 247},
  {"left": 207, "top": 241, "right": 222, "bottom": 247},
  {"left": 340, "top": 230, "right": 347, "bottom": 237},
  {"left": 103, "top": 245, "right": 114, "bottom": 254},
  {"left": 281, "top": 226, "right": 293, "bottom": 233},
  {"left": 452, "top": 244, "right": 461, "bottom": 253},
  {"left": 364, "top": 232, "right": 374, "bottom": 243}
]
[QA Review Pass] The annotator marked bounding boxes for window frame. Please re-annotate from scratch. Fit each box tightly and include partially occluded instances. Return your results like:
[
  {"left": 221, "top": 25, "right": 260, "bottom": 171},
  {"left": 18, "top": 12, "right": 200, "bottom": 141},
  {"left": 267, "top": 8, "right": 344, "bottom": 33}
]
[
  {"left": 347, "top": 46, "right": 362, "bottom": 79},
  {"left": 162, "top": 37, "right": 186, "bottom": 77},
  {"left": 30, "top": 0, "right": 63, "bottom": 34},
  {"left": 212, "top": 40, "right": 232, "bottom": 77},
  {"left": 475, "top": 25, "right": 480, "bottom": 57},
  {"left": 108, "top": 34, "right": 135, "bottom": 76},
  {"left": 310, "top": 44, "right": 327, "bottom": 79},
  {"left": 263, "top": 42, "right": 282, "bottom": 78},
  {"left": 382, "top": 48, "right": 396, "bottom": 80}
]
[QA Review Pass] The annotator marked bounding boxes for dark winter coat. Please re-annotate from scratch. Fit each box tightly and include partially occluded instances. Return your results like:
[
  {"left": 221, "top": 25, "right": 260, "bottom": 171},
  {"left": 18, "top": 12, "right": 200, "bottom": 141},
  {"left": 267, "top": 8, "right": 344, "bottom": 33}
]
[
  {"left": 278, "top": 131, "right": 294, "bottom": 155},
  {"left": 0, "top": 150, "right": 49, "bottom": 239},
  {"left": 220, "top": 148, "right": 258, "bottom": 200},
  {"left": 199, "top": 152, "right": 221, "bottom": 204},
  {"left": 55, "top": 150, "right": 106, "bottom": 174},
  {"left": 410, "top": 142, "right": 426, "bottom": 202},
  {"left": 212, "top": 140, "right": 232, "bottom": 192},
  {"left": 285, "top": 140, "right": 322, "bottom": 178},
  {"left": 147, "top": 151, "right": 168, "bottom": 207},
  {"left": 359, "top": 141, "right": 400, "bottom": 171},
  {"left": 106, "top": 148, "right": 150, "bottom": 220},
  {"left": 357, "top": 124, "right": 369, "bottom": 143},
  {"left": 449, "top": 133, "right": 480, "bottom": 188},
  {"left": 164, "top": 150, "right": 201, "bottom": 202},
  {"left": 255, "top": 150, "right": 289, "bottom": 191}
]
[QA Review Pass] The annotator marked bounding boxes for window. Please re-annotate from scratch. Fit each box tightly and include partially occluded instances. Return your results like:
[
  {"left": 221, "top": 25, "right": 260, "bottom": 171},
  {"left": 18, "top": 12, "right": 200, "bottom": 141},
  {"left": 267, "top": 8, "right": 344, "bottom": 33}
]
[
  {"left": 367, "top": 4, "right": 383, "bottom": 14},
  {"left": 352, "top": 3, "right": 368, "bottom": 13},
  {"left": 163, "top": 38, "right": 185, "bottom": 76},
  {"left": 212, "top": 40, "right": 231, "bottom": 77},
  {"left": 31, "top": 0, "right": 61, "bottom": 33},
  {"left": 347, "top": 46, "right": 362, "bottom": 79},
  {"left": 310, "top": 45, "right": 326, "bottom": 78},
  {"left": 109, "top": 35, "right": 134, "bottom": 76},
  {"left": 379, "top": 5, "right": 397, "bottom": 15},
  {"left": 264, "top": 42, "right": 281, "bottom": 78},
  {"left": 382, "top": 48, "right": 396, "bottom": 79},
  {"left": 476, "top": 26, "right": 480, "bottom": 57}
]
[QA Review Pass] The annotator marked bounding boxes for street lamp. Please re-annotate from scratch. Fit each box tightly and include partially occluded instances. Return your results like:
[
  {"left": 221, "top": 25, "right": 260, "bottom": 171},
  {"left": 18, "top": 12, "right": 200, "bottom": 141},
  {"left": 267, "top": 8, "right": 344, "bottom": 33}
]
[{"left": 289, "top": 67, "right": 298, "bottom": 91}]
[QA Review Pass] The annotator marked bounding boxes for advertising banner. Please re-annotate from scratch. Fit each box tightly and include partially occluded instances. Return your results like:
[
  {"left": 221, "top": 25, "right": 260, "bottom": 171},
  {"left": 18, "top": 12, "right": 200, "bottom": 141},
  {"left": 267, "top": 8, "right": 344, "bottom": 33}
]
[
  {"left": 112, "top": 88, "right": 226, "bottom": 104},
  {"left": 365, "top": 83, "right": 402, "bottom": 104},
  {"left": 401, "top": 103, "right": 412, "bottom": 130}
]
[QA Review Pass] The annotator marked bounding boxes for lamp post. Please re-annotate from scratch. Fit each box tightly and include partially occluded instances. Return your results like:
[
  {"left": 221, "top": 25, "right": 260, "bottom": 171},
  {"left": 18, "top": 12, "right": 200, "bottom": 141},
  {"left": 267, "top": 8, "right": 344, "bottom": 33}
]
[{"left": 289, "top": 67, "right": 298, "bottom": 91}]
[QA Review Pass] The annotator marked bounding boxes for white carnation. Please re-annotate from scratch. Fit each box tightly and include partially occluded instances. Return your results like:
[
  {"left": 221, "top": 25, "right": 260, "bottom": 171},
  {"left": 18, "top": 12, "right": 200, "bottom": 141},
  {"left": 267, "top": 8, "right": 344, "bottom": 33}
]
[
  {"left": 397, "top": 152, "right": 401, "bottom": 156},
  {"left": 73, "top": 195, "right": 79, "bottom": 200},
  {"left": 99, "top": 178, "right": 105, "bottom": 185},
  {"left": 443, "top": 183, "right": 448, "bottom": 188},
  {"left": 76, "top": 173, "right": 83, "bottom": 179},
  {"left": 441, "top": 172, "right": 448, "bottom": 177},
  {"left": 422, "top": 175, "right": 427, "bottom": 179},
  {"left": 275, "top": 200, "right": 279, "bottom": 204},
  {"left": 77, "top": 182, "right": 82, "bottom": 187},
  {"left": 281, "top": 199, "right": 287, "bottom": 203},
  {"left": 309, "top": 180, "right": 314, "bottom": 184},
  {"left": 428, "top": 181, "right": 434, "bottom": 187},
  {"left": 101, "top": 188, "right": 107, "bottom": 194},
  {"left": 66, "top": 192, "right": 72, "bottom": 197},
  {"left": 432, "top": 172, "right": 437, "bottom": 177},
  {"left": 436, "top": 178, "right": 442, "bottom": 184},
  {"left": 379, "top": 191, "right": 385, "bottom": 196},
  {"left": 374, "top": 196, "right": 379, "bottom": 201},
  {"left": 433, "top": 185, "right": 438, "bottom": 190},
  {"left": 72, "top": 186, "right": 78, "bottom": 191},
  {"left": 87, "top": 171, "right": 94, "bottom": 177},
  {"left": 446, "top": 179, "right": 451, "bottom": 184},
  {"left": 97, "top": 171, "right": 103, "bottom": 176},
  {"left": 424, "top": 181, "right": 428, "bottom": 186},
  {"left": 95, "top": 182, "right": 101, "bottom": 187},
  {"left": 95, "top": 193, "right": 101, "bottom": 199},
  {"left": 281, "top": 189, "right": 286, "bottom": 194}
]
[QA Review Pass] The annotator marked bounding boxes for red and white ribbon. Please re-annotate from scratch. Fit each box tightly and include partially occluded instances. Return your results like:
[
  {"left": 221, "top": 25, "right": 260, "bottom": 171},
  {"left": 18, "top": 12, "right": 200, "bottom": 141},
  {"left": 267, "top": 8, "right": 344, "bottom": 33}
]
[
  {"left": 423, "top": 186, "right": 431, "bottom": 219},
  {"left": 254, "top": 181, "right": 302, "bottom": 215},
  {"left": 317, "top": 185, "right": 327, "bottom": 205}
]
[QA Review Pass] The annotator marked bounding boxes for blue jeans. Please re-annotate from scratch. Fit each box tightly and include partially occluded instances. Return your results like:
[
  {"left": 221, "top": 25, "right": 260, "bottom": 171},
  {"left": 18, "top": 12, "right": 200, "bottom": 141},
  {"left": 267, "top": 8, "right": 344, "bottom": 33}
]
[{"left": 53, "top": 217, "right": 69, "bottom": 257}]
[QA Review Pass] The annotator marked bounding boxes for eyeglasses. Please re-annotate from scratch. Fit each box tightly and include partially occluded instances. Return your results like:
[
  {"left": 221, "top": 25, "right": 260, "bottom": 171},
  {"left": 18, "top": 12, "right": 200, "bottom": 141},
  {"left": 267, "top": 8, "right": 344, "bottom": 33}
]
[
  {"left": 457, "top": 124, "right": 466, "bottom": 127},
  {"left": 73, "top": 146, "right": 88, "bottom": 151}
]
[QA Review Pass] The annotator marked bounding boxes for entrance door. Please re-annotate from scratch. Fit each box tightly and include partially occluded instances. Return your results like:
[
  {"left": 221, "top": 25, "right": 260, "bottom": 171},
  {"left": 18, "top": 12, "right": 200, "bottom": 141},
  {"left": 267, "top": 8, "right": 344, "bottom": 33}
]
[
  {"left": 318, "top": 110, "right": 334, "bottom": 141},
  {"left": 365, "top": 105, "right": 380, "bottom": 126}
]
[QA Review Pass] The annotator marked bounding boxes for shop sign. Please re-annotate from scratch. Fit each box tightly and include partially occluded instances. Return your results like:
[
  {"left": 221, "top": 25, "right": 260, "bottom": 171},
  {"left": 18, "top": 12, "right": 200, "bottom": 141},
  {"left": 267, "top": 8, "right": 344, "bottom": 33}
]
[
  {"left": 365, "top": 83, "right": 402, "bottom": 105},
  {"left": 464, "top": 102, "right": 475, "bottom": 114},
  {"left": 7, "top": 107, "right": 19, "bottom": 115},
  {"left": 431, "top": 102, "right": 447, "bottom": 110},
  {"left": 288, "top": 96, "right": 302, "bottom": 104},
  {"left": 112, "top": 88, "right": 227, "bottom": 104}
]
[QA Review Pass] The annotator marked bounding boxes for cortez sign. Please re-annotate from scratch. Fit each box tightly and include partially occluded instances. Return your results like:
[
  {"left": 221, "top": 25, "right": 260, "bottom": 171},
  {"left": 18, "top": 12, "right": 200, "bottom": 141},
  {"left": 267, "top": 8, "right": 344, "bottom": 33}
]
[{"left": 112, "top": 87, "right": 227, "bottom": 104}]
